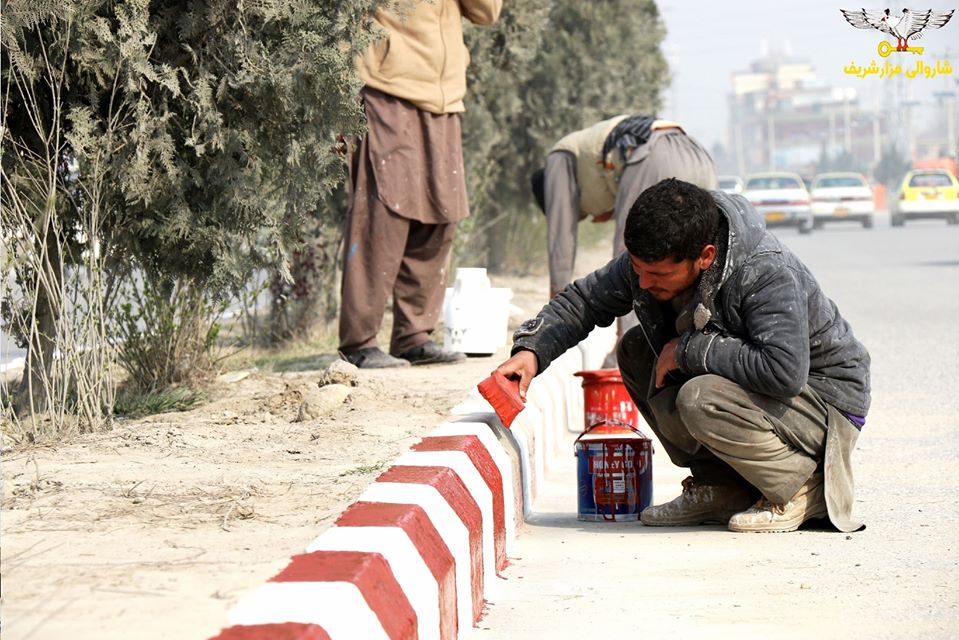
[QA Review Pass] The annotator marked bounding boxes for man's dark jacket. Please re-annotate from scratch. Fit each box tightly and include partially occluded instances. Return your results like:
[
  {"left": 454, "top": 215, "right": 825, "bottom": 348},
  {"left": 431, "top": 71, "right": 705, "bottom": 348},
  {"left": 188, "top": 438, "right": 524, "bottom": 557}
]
[{"left": 513, "top": 191, "right": 871, "bottom": 418}]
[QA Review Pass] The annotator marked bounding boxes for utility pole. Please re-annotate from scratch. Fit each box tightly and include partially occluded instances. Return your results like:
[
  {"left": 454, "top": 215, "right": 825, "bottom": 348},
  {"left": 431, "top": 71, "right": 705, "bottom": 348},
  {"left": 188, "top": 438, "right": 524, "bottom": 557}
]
[
  {"left": 932, "top": 47, "right": 957, "bottom": 158},
  {"left": 732, "top": 100, "right": 747, "bottom": 177},
  {"left": 934, "top": 91, "right": 958, "bottom": 158},
  {"left": 765, "top": 89, "right": 777, "bottom": 171},
  {"left": 843, "top": 89, "right": 854, "bottom": 155},
  {"left": 949, "top": 94, "right": 957, "bottom": 158},
  {"left": 737, "top": 118, "right": 747, "bottom": 177},
  {"left": 767, "top": 112, "right": 776, "bottom": 171},
  {"left": 872, "top": 111, "right": 882, "bottom": 166},
  {"left": 905, "top": 80, "right": 917, "bottom": 161},
  {"left": 828, "top": 110, "right": 837, "bottom": 157}
]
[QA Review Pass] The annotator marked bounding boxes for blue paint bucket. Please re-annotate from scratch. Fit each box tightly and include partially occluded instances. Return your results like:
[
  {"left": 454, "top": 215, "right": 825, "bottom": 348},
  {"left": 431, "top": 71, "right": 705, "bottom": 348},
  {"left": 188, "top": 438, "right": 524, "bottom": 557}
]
[{"left": 574, "top": 421, "right": 653, "bottom": 522}]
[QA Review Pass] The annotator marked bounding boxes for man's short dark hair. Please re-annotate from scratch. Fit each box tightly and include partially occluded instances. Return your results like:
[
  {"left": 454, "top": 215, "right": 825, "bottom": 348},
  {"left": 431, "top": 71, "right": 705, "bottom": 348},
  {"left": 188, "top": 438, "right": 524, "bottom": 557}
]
[
  {"left": 531, "top": 167, "right": 546, "bottom": 215},
  {"left": 624, "top": 178, "right": 719, "bottom": 262}
]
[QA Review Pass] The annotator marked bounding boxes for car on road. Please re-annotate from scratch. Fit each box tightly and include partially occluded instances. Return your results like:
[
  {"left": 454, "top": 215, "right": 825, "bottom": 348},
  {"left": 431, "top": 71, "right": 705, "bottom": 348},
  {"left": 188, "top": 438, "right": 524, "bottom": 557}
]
[
  {"left": 717, "top": 175, "right": 744, "bottom": 195},
  {"left": 892, "top": 169, "right": 959, "bottom": 226},
  {"left": 810, "top": 172, "right": 875, "bottom": 229},
  {"left": 743, "top": 172, "right": 813, "bottom": 234}
]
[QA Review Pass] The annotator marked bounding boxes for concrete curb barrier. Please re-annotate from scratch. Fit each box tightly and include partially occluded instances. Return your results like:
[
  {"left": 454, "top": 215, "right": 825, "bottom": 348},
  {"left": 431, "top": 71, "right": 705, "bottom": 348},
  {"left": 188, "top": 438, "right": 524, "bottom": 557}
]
[{"left": 211, "top": 326, "right": 617, "bottom": 640}]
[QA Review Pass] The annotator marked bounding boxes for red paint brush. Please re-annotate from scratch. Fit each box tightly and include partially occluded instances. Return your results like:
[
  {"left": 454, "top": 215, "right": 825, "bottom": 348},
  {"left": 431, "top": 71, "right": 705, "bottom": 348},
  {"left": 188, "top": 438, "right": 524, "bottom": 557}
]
[{"left": 477, "top": 373, "right": 525, "bottom": 428}]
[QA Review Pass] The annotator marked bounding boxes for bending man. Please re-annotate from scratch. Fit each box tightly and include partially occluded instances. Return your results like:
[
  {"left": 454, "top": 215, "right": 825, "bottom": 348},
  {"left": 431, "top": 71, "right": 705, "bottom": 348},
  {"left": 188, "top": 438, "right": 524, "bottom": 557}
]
[{"left": 532, "top": 115, "right": 716, "bottom": 299}]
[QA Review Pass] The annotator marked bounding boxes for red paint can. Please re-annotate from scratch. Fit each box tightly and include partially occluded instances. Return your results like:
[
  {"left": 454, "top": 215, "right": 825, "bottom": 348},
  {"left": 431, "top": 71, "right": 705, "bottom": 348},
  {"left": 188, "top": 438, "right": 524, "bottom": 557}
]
[{"left": 573, "top": 368, "right": 641, "bottom": 430}]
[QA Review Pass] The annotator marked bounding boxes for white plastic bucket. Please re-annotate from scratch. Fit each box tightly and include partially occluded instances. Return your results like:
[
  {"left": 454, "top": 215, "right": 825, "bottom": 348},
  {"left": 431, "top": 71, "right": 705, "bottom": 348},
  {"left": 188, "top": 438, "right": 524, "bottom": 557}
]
[{"left": 443, "top": 268, "right": 513, "bottom": 356}]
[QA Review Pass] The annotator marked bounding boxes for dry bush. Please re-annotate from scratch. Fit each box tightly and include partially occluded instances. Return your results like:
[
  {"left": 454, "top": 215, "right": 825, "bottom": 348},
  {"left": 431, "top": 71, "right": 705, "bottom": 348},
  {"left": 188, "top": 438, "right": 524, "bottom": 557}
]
[{"left": 2, "top": 9, "right": 117, "bottom": 442}]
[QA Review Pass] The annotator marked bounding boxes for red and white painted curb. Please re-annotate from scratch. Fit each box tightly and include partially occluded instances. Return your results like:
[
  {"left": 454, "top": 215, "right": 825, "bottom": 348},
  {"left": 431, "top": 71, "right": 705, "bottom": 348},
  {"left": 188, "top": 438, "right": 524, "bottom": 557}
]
[{"left": 211, "top": 326, "right": 616, "bottom": 640}]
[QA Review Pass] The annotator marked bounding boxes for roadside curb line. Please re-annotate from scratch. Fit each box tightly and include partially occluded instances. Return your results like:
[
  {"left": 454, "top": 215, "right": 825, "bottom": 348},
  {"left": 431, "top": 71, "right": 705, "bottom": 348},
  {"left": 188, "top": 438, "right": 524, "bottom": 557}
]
[{"left": 210, "top": 327, "right": 616, "bottom": 640}]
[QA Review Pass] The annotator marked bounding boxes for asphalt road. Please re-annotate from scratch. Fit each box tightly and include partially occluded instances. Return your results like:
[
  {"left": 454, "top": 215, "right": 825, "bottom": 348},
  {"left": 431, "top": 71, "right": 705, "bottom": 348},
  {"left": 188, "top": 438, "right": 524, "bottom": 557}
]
[{"left": 473, "top": 212, "right": 959, "bottom": 639}]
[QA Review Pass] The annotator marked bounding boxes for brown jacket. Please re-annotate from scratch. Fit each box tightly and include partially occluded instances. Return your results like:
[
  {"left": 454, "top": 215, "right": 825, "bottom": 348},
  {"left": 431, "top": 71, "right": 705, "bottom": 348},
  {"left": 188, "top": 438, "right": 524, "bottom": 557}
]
[{"left": 357, "top": 0, "right": 502, "bottom": 114}]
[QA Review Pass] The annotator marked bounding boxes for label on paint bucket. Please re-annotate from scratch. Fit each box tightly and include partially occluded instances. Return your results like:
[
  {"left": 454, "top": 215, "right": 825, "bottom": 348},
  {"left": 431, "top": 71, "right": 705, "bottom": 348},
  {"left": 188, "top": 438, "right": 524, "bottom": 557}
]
[{"left": 574, "top": 424, "right": 653, "bottom": 522}]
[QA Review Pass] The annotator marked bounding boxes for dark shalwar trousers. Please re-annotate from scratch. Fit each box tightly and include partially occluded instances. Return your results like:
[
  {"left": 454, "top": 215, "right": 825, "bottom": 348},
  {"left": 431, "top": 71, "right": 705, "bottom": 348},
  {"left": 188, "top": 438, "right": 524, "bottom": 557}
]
[
  {"left": 338, "top": 146, "right": 457, "bottom": 356},
  {"left": 338, "top": 89, "right": 464, "bottom": 357}
]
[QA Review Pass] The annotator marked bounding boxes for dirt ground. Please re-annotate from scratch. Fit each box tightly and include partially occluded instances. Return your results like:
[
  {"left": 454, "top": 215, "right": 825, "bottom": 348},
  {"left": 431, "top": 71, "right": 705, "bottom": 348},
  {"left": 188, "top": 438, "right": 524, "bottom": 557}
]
[{"left": 0, "top": 239, "right": 612, "bottom": 640}]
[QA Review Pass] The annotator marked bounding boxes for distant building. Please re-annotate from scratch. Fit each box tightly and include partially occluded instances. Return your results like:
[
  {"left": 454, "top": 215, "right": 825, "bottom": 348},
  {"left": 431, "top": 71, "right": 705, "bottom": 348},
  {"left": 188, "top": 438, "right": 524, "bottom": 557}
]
[{"left": 728, "top": 53, "right": 886, "bottom": 179}]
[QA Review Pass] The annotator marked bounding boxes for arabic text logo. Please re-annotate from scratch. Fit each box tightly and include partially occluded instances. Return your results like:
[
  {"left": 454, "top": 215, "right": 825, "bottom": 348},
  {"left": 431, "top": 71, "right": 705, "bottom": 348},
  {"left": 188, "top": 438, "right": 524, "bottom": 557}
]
[{"left": 840, "top": 8, "right": 956, "bottom": 78}]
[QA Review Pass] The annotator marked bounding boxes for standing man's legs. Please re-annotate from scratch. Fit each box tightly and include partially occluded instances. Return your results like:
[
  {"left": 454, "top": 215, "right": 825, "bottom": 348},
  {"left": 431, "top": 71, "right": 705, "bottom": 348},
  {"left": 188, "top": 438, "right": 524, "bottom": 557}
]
[
  {"left": 613, "top": 159, "right": 663, "bottom": 260},
  {"left": 338, "top": 131, "right": 410, "bottom": 368},
  {"left": 389, "top": 219, "right": 459, "bottom": 357},
  {"left": 339, "top": 88, "right": 467, "bottom": 368}
]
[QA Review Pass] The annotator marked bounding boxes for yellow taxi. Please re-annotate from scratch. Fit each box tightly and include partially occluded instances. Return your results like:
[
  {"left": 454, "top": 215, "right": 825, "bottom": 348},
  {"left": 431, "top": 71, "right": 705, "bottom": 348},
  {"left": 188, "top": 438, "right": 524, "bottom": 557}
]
[{"left": 892, "top": 169, "right": 959, "bottom": 226}]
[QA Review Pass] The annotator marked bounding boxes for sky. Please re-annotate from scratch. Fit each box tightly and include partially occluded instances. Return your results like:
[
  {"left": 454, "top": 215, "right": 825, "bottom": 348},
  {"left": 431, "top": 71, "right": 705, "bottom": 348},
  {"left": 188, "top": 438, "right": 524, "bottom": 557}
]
[{"left": 657, "top": 0, "right": 959, "bottom": 151}]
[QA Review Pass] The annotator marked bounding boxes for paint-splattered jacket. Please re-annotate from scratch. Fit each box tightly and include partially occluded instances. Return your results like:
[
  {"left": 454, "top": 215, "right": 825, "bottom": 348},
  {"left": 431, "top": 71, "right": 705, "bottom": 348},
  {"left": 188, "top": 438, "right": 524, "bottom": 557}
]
[{"left": 513, "top": 191, "right": 871, "bottom": 418}]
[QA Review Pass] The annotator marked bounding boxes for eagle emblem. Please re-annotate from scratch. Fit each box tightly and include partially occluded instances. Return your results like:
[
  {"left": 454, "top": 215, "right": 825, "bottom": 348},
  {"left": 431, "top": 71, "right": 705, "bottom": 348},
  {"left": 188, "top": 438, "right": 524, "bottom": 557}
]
[{"left": 841, "top": 8, "right": 954, "bottom": 51}]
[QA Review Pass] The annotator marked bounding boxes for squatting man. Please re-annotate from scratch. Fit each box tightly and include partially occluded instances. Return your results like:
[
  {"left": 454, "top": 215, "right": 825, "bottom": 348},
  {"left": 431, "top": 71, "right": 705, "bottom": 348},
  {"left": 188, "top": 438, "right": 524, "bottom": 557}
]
[{"left": 494, "top": 178, "right": 871, "bottom": 533}]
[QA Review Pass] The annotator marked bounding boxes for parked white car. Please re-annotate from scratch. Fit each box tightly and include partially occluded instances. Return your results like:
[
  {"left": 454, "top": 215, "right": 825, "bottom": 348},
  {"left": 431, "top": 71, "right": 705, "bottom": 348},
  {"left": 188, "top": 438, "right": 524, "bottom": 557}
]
[
  {"left": 810, "top": 172, "right": 875, "bottom": 229},
  {"left": 743, "top": 172, "right": 813, "bottom": 234},
  {"left": 717, "top": 175, "right": 744, "bottom": 195}
]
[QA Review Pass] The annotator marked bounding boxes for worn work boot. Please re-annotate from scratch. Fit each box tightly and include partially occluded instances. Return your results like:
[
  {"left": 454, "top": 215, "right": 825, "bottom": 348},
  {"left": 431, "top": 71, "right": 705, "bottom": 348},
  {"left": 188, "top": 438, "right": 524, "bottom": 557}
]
[
  {"left": 728, "top": 473, "right": 827, "bottom": 533},
  {"left": 640, "top": 476, "right": 755, "bottom": 526}
]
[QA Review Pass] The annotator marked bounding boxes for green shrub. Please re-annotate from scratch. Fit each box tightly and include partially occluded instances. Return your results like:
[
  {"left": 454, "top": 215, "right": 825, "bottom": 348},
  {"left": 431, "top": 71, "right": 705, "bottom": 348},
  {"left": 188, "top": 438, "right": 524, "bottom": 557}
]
[{"left": 114, "top": 275, "right": 226, "bottom": 391}]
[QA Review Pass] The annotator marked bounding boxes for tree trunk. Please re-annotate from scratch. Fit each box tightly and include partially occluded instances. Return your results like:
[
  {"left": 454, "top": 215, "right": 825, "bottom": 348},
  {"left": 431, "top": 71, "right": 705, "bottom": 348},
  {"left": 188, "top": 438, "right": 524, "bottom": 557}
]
[
  {"left": 484, "top": 202, "right": 507, "bottom": 273},
  {"left": 15, "top": 231, "right": 62, "bottom": 417}
]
